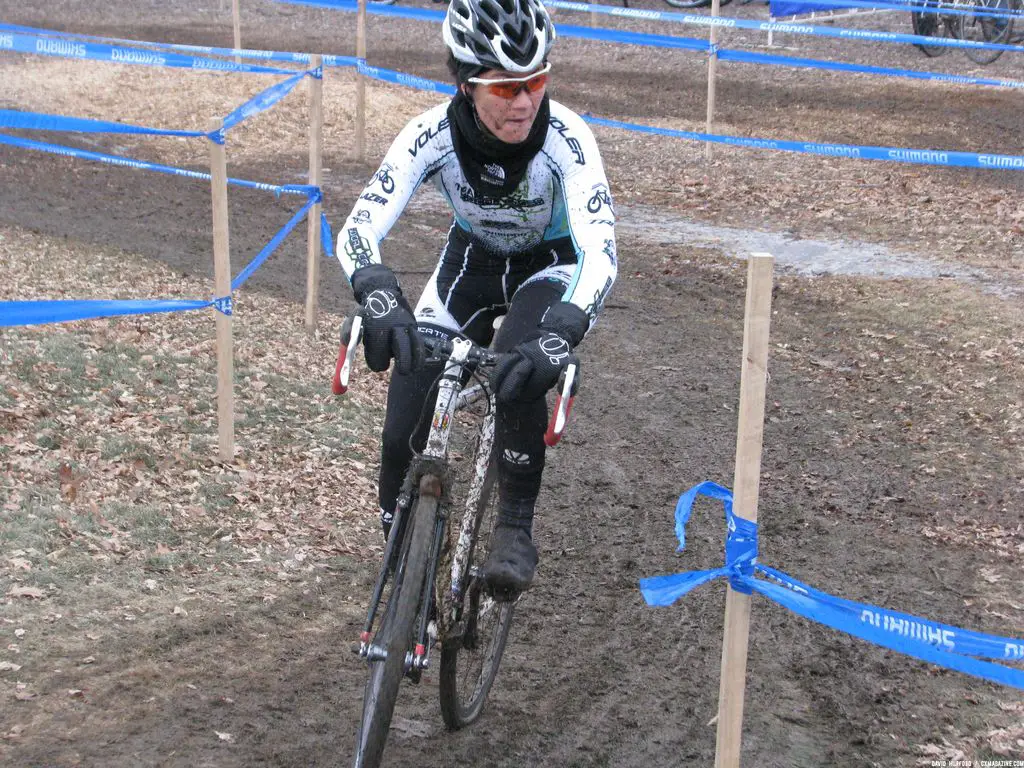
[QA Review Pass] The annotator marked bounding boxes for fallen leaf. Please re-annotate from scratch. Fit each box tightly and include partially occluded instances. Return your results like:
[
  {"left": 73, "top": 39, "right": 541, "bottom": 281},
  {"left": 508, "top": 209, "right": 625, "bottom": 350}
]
[
  {"left": 389, "top": 716, "right": 431, "bottom": 739},
  {"left": 0, "top": 661, "right": 22, "bottom": 672},
  {"left": 215, "top": 731, "right": 234, "bottom": 743},
  {"left": 6, "top": 586, "right": 44, "bottom": 599}
]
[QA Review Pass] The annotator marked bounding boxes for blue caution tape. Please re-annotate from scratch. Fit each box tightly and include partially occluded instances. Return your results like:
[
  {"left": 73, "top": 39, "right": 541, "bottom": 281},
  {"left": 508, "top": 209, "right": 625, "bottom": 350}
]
[
  {"left": 542, "top": 0, "right": 1024, "bottom": 54},
  {"left": 0, "top": 131, "right": 322, "bottom": 195},
  {"left": 0, "top": 21, "right": 359, "bottom": 69},
  {"left": 273, "top": 0, "right": 1024, "bottom": 59},
  {"left": 320, "top": 212, "right": 335, "bottom": 260},
  {"left": 770, "top": 0, "right": 1024, "bottom": 20},
  {"left": 356, "top": 61, "right": 456, "bottom": 95},
  {"left": 0, "top": 196, "right": 325, "bottom": 327},
  {"left": 718, "top": 47, "right": 1024, "bottom": 90},
  {"left": 212, "top": 296, "right": 233, "bottom": 316},
  {"left": 581, "top": 114, "right": 1024, "bottom": 170},
  {"left": 638, "top": 482, "right": 1024, "bottom": 690},
  {"left": 231, "top": 196, "right": 318, "bottom": 290},
  {"left": 0, "top": 29, "right": 299, "bottom": 74},
  {"left": 0, "top": 108, "right": 210, "bottom": 138},
  {"left": 220, "top": 69, "right": 311, "bottom": 133},
  {"left": 0, "top": 299, "right": 212, "bottom": 327},
  {"left": 330, "top": 59, "right": 1024, "bottom": 171}
]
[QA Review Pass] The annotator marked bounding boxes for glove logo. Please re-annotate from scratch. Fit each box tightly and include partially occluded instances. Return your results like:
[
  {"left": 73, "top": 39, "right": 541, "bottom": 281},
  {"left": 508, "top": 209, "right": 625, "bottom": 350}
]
[
  {"left": 539, "top": 334, "right": 571, "bottom": 365},
  {"left": 365, "top": 289, "right": 399, "bottom": 319}
]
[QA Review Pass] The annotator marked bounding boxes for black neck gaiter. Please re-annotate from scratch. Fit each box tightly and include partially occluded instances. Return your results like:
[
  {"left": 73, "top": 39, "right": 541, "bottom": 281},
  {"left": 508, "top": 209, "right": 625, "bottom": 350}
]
[{"left": 446, "top": 91, "right": 550, "bottom": 198}]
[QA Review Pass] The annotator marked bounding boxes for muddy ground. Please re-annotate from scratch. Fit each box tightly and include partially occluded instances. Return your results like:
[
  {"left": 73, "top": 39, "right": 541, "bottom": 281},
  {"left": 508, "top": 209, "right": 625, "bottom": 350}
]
[{"left": 1, "top": 0, "right": 1023, "bottom": 766}]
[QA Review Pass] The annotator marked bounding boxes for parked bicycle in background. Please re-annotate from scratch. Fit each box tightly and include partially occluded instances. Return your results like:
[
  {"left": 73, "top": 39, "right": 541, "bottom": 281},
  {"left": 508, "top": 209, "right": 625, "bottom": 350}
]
[{"left": 911, "top": 0, "right": 1023, "bottom": 64}]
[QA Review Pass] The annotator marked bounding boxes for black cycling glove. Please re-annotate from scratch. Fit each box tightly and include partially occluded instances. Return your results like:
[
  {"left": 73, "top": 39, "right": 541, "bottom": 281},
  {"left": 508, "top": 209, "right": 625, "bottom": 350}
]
[
  {"left": 491, "top": 302, "right": 589, "bottom": 404},
  {"left": 350, "top": 264, "right": 425, "bottom": 375}
]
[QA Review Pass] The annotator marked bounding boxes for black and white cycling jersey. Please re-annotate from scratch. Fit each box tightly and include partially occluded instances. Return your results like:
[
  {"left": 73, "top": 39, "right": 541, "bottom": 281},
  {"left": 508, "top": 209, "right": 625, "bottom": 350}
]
[{"left": 338, "top": 99, "right": 618, "bottom": 327}]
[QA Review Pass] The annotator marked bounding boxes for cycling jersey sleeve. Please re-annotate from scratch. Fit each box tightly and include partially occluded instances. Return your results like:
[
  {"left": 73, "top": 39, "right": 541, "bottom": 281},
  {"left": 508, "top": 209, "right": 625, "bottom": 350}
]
[
  {"left": 546, "top": 106, "right": 618, "bottom": 331},
  {"left": 335, "top": 103, "right": 452, "bottom": 282}
]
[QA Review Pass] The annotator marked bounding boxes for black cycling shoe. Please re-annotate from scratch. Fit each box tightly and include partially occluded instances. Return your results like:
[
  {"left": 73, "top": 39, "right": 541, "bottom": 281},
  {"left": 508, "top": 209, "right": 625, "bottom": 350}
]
[{"left": 482, "top": 523, "right": 538, "bottom": 596}]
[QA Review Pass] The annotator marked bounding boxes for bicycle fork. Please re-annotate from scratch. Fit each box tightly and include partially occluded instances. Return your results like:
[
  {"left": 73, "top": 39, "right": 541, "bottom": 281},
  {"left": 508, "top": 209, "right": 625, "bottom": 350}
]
[
  {"left": 411, "top": 474, "right": 447, "bottom": 675},
  {"left": 355, "top": 473, "right": 448, "bottom": 678}
]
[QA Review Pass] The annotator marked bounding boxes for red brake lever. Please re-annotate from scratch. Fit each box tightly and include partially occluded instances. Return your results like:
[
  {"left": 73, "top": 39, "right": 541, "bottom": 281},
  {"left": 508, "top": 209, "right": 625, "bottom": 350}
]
[
  {"left": 544, "top": 363, "right": 577, "bottom": 447},
  {"left": 332, "top": 314, "right": 363, "bottom": 395}
]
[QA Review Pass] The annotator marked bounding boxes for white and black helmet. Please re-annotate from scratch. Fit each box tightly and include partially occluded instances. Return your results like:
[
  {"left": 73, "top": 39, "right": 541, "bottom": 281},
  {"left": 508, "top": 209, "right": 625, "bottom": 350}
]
[{"left": 443, "top": 0, "right": 555, "bottom": 75}]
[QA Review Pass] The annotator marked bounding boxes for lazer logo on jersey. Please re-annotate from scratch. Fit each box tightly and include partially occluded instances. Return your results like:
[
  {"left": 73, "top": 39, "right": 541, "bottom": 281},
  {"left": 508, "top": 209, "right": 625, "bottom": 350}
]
[
  {"left": 549, "top": 117, "right": 585, "bottom": 166},
  {"left": 589, "top": 219, "right": 614, "bottom": 227},
  {"left": 360, "top": 192, "right": 389, "bottom": 206},
  {"left": 502, "top": 449, "right": 532, "bottom": 467},
  {"left": 587, "top": 184, "right": 614, "bottom": 214},
  {"left": 344, "top": 228, "right": 374, "bottom": 269},
  {"left": 375, "top": 166, "right": 395, "bottom": 194},
  {"left": 408, "top": 118, "right": 450, "bottom": 158}
]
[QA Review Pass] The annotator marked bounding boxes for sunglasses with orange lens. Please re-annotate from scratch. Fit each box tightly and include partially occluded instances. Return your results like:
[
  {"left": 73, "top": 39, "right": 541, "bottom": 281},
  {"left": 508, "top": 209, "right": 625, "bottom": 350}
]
[{"left": 468, "top": 63, "right": 551, "bottom": 100}]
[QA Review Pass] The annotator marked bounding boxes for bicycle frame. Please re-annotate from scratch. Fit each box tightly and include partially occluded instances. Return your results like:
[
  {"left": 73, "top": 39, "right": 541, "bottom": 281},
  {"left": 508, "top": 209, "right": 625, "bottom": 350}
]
[{"left": 336, "top": 315, "right": 576, "bottom": 668}]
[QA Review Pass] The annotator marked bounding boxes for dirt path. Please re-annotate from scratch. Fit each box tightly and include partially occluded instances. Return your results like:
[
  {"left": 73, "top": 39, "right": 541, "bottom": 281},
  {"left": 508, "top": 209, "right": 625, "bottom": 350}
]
[{"left": 2, "top": 1, "right": 1023, "bottom": 766}]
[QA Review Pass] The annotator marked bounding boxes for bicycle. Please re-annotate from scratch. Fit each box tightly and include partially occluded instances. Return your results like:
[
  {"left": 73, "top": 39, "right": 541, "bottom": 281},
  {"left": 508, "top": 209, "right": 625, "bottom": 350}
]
[
  {"left": 911, "top": 0, "right": 1022, "bottom": 63},
  {"left": 332, "top": 312, "right": 577, "bottom": 768}
]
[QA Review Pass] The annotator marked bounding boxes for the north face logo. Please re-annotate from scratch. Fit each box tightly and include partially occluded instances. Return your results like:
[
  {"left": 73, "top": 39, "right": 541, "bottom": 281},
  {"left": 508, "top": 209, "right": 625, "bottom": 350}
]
[{"left": 484, "top": 163, "right": 505, "bottom": 183}]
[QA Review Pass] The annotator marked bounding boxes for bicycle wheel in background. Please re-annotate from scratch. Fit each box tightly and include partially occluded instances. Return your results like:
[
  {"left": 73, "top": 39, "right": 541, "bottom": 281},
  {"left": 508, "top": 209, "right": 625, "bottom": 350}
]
[
  {"left": 911, "top": 1, "right": 950, "bottom": 57},
  {"left": 663, "top": 0, "right": 713, "bottom": 9},
  {"left": 353, "top": 490, "right": 436, "bottom": 768},
  {"left": 963, "top": 0, "right": 1016, "bottom": 64},
  {"left": 438, "top": 458, "right": 516, "bottom": 730}
]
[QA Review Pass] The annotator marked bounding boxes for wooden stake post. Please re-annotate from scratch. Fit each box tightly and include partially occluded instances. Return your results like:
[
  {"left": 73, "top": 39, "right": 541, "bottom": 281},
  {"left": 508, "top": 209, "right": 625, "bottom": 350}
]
[
  {"left": 355, "top": 0, "right": 367, "bottom": 161},
  {"left": 714, "top": 252, "right": 775, "bottom": 768},
  {"left": 705, "top": 0, "right": 722, "bottom": 167},
  {"left": 232, "top": 0, "right": 242, "bottom": 64},
  {"left": 208, "top": 119, "right": 235, "bottom": 463},
  {"left": 305, "top": 55, "right": 324, "bottom": 333}
]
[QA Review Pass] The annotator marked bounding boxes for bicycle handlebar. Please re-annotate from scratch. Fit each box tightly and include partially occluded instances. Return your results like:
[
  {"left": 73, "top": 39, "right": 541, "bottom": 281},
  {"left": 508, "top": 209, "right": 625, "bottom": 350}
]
[{"left": 332, "top": 311, "right": 577, "bottom": 445}]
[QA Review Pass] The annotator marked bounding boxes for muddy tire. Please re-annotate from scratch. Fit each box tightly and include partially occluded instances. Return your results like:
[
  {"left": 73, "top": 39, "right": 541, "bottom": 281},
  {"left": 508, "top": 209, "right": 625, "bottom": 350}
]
[
  {"left": 353, "top": 491, "right": 436, "bottom": 768},
  {"left": 438, "top": 461, "right": 516, "bottom": 730}
]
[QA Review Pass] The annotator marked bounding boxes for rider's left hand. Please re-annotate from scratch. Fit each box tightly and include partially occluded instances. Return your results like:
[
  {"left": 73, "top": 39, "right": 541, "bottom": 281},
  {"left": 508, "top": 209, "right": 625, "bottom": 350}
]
[{"left": 491, "top": 302, "right": 589, "bottom": 404}]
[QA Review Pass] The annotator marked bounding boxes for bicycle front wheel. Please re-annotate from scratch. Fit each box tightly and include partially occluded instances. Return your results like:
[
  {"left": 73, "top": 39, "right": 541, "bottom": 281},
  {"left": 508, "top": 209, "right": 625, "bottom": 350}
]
[
  {"left": 964, "top": 0, "right": 1015, "bottom": 64},
  {"left": 353, "top": 489, "right": 437, "bottom": 768},
  {"left": 438, "top": 460, "right": 516, "bottom": 730}
]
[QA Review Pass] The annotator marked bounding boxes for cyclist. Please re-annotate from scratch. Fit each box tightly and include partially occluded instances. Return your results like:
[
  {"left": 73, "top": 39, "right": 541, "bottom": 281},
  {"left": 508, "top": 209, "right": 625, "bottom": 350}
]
[{"left": 336, "top": 0, "right": 617, "bottom": 594}]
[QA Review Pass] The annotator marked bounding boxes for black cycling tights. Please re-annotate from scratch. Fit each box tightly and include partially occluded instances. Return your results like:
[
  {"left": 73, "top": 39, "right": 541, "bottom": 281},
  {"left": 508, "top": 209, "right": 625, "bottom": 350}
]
[{"left": 377, "top": 279, "right": 564, "bottom": 529}]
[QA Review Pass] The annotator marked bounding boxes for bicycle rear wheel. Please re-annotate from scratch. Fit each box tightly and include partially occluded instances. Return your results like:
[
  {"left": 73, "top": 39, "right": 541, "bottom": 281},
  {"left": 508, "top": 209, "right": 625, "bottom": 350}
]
[
  {"left": 911, "top": 2, "right": 949, "bottom": 57},
  {"left": 438, "top": 460, "right": 516, "bottom": 730},
  {"left": 353, "top": 489, "right": 437, "bottom": 768}
]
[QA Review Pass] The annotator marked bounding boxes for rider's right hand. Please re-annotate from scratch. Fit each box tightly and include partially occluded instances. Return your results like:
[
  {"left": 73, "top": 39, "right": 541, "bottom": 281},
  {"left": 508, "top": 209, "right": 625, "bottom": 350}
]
[{"left": 350, "top": 264, "right": 425, "bottom": 375}]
